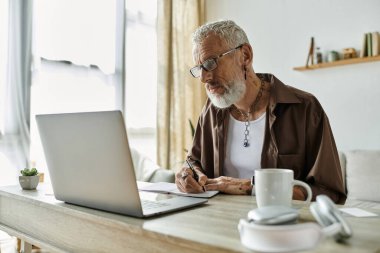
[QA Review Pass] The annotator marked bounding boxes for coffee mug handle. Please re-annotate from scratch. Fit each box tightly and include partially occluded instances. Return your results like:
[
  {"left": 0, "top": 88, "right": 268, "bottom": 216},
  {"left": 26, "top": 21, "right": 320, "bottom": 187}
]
[{"left": 293, "top": 180, "right": 312, "bottom": 205}]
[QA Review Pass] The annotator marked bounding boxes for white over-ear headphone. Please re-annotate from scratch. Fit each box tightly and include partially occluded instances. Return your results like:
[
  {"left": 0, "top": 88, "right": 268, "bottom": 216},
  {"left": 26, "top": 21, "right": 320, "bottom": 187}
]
[{"left": 238, "top": 195, "right": 352, "bottom": 252}]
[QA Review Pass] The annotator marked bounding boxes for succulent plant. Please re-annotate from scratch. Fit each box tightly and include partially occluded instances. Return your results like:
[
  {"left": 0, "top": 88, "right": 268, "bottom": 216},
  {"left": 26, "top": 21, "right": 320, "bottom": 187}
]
[{"left": 20, "top": 168, "right": 39, "bottom": 176}]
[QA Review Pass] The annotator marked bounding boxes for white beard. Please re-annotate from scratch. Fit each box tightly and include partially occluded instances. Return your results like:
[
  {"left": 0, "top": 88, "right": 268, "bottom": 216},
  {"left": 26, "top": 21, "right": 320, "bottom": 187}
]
[{"left": 206, "top": 80, "right": 246, "bottom": 108}]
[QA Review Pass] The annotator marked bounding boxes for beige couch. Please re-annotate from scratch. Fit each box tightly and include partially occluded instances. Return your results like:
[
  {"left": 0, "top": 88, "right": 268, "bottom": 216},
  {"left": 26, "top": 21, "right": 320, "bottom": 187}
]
[{"left": 340, "top": 150, "right": 380, "bottom": 209}]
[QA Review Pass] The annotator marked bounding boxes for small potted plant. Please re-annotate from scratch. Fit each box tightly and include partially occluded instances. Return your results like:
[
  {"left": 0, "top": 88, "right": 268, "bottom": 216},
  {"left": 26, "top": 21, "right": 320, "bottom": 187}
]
[{"left": 19, "top": 168, "right": 40, "bottom": 190}]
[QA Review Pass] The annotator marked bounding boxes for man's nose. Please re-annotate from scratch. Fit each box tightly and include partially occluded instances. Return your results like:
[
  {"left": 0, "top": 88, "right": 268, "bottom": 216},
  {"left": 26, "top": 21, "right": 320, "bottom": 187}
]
[{"left": 200, "top": 68, "right": 213, "bottom": 84}]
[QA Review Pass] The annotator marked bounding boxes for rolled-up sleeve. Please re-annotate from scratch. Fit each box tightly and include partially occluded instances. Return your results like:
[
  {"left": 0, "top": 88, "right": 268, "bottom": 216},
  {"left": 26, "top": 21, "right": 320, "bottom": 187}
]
[{"left": 305, "top": 101, "right": 346, "bottom": 204}]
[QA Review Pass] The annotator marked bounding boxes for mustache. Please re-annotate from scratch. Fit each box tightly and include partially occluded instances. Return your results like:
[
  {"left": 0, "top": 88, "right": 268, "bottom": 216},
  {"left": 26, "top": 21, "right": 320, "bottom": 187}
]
[{"left": 206, "top": 82, "right": 227, "bottom": 90}]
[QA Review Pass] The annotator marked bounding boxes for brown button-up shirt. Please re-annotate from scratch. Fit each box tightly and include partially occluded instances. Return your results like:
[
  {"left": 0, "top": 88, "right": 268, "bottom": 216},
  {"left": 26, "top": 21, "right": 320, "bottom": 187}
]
[{"left": 188, "top": 73, "right": 346, "bottom": 204}]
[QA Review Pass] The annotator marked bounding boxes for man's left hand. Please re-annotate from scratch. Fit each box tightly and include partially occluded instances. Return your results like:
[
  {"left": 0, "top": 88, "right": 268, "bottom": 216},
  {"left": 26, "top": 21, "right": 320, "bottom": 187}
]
[
  {"left": 205, "top": 176, "right": 252, "bottom": 195},
  {"left": 293, "top": 186, "right": 306, "bottom": 200}
]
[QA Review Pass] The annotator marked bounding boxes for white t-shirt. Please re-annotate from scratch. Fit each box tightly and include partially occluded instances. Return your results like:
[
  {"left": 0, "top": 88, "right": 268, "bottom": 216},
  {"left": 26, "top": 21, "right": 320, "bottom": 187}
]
[{"left": 223, "top": 113, "right": 266, "bottom": 179}]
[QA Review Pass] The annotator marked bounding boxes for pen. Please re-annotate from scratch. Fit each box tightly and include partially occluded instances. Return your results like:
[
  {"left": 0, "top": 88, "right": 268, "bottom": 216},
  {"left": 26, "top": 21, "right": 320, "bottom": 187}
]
[
  {"left": 185, "top": 159, "right": 205, "bottom": 192},
  {"left": 185, "top": 159, "right": 199, "bottom": 181}
]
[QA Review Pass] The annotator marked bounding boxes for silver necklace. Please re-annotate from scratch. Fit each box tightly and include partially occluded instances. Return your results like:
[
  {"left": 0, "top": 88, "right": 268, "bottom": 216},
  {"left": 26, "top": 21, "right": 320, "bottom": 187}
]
[{"left": 231, "top": 78, "right": 265, "bottom": 147}]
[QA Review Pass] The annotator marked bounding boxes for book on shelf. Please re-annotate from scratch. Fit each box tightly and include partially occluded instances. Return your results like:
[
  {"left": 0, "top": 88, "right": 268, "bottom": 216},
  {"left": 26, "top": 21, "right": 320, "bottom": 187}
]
[
  {"left": 367, "top": 33, "right": 373, "bottom": 57},
  {"left": 372, "top": 31, "right": 380, "bottom": 56},
  {"left": 360, "top": 31, "right": 380, "bottom": 58},
  {"left": 360, "top": 33, "right": 367, "bottom": 57}
]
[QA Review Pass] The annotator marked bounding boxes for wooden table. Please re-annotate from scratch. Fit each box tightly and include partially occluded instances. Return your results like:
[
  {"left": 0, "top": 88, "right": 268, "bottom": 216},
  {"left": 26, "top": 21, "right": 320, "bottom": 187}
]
[{"left": 0, "top": 184, "right": 379, "bottom": 253}]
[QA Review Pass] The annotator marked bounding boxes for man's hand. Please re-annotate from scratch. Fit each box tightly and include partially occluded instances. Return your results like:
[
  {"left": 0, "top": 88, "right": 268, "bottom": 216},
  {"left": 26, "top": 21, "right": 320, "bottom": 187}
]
[
  {"left": 175, "top": 167, "right": 207, "bottom": 193},
  {"left": 293, "top": 186, "right": 307, "bottom": 200},
  {"left": 205, "top": 176, "right": 252, "bottom": 195}
]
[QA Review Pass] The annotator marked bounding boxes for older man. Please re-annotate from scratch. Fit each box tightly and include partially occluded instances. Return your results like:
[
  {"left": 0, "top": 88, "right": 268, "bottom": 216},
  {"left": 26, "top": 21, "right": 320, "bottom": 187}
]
[{"left": 175, "top": 20, "right": 346, "bottom": 204}]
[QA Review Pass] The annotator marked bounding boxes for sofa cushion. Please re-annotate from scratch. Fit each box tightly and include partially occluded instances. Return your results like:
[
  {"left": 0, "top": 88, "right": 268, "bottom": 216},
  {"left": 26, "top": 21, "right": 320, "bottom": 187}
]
[
  {"left": 345, "top": 150, "right": 380, "bottom": 202},
  {"left": 130, "top": 148, "right": 174, "bottom": 183},
  {"left": 338, "top": 151, "right": 346, "bottom": 191},
  {"left": 130, "top": 148, "right": 160, "bottom": 182},
  {"left": 149, "top": 169, "right": 175, "bottom": 183}
]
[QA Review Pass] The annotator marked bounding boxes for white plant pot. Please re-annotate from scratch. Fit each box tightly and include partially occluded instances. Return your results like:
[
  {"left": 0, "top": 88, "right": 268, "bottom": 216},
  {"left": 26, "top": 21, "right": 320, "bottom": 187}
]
[{"left": 19, "top": 175, "right": 39, "bottom": 190}]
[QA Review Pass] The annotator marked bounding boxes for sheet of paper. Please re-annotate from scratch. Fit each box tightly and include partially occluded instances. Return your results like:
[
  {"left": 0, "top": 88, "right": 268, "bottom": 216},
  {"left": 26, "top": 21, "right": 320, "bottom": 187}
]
[
  {"left": 138, "top": 182, "right": 218, "bottom": 198},
  {"left": 339, "top": 207, "right": 378, "bottom": 217}
]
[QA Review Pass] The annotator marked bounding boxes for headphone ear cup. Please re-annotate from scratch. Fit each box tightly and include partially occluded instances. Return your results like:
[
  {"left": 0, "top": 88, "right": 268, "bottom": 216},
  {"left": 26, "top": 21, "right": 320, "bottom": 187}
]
[
  {"left": 317, "top": 195, "right": 343, "bottom": 224},
  {"left": 310, "top": 202, "right": 333, "bottom": 227},
  {"left": 310, "top": 195, "right": 353, "bottom": 240}
]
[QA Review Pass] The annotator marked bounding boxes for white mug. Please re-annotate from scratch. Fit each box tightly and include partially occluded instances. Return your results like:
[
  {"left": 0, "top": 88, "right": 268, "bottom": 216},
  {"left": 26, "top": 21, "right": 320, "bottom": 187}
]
[{"left": 255, "top": 169, "right": 312, "bottom": 208}]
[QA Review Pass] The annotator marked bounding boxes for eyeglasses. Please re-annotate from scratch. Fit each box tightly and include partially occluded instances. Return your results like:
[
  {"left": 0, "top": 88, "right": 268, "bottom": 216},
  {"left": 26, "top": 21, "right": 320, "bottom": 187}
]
[{"left": 190, "top": 44, "right": 243, "bottom": 78}]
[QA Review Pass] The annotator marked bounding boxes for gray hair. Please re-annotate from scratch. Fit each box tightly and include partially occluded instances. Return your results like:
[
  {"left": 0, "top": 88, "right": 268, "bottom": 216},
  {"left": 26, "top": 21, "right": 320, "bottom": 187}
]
[{"left": 192, "top": 20, "right": 250, "bottom": 48}]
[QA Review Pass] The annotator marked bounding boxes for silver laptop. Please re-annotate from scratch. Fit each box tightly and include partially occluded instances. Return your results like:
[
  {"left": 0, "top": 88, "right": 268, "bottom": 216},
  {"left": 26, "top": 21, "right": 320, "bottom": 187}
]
[{"left": 36, "top": 110, "right": 207, "bottom": 217}]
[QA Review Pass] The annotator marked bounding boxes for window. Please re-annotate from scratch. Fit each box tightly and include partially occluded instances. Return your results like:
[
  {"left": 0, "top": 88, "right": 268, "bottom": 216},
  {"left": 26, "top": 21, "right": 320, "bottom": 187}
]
[
  {"left": 125, "top": 0, "right": 157, "bottom": 162},
  {"left": 30, "top": 0, "right": 158, "bottom": 180},
  {"left": 30, "top": 0, "right": 122, "bottom": 178}
]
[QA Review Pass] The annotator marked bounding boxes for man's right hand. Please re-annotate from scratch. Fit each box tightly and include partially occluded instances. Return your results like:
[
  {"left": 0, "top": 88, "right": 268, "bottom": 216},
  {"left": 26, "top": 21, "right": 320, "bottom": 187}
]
[{"left": 175, "top": 167, "right": 207, "bottom": 193}]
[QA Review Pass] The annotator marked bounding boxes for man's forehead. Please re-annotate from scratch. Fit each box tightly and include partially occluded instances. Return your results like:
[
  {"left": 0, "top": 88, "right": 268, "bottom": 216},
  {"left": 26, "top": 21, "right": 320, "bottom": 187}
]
[
  {"left": 201, "top": 32, "right": 225, "bottom": 46},
  {"left": 193, "top": 33, "right": 227, "bottom": 61}
]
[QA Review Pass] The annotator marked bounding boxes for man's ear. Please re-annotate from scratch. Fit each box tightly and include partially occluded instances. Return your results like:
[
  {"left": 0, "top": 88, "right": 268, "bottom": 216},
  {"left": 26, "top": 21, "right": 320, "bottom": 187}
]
[{"left": 241, "top": 44, "right": 253, "bottom": 66}]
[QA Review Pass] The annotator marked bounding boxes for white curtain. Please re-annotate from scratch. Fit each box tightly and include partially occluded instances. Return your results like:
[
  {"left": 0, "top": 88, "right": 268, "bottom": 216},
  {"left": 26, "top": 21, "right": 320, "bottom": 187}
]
[{"left": 0, "top": 0, "right": 33, "bottom": 169}]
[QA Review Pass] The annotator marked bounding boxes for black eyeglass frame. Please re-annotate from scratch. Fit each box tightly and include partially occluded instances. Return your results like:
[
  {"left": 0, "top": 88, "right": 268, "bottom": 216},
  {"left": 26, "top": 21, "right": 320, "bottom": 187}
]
[{"left": 189, "top": 44, "right": 244, "bottom": 78}]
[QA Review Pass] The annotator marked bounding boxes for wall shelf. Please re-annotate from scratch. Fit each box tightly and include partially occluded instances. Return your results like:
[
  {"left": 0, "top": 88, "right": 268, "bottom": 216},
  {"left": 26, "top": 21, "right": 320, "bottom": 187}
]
[{"left": 293, "top": 55, "right": 380, "bottom": 71}]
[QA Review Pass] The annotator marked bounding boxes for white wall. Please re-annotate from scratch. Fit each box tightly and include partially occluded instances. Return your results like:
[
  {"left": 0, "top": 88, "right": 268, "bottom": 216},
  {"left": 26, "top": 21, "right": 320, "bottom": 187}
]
[{"left": 206, "top": 0, "right": 380, "bottom": 151}]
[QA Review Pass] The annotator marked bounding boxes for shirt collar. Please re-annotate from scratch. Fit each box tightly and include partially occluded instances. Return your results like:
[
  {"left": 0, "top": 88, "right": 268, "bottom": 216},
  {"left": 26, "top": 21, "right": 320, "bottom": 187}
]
[{"left": 258, "top": 73, "right": 301, "bottom": 105}]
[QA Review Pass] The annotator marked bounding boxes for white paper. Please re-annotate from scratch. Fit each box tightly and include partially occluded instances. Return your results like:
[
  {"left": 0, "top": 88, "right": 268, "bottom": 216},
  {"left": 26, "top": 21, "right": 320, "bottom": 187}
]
[
  {"left": 138, "top": 182, "right": 218, "bottom": 198},
  {"left": 339, "top": 207, "right": 378, "bottom": 217}
]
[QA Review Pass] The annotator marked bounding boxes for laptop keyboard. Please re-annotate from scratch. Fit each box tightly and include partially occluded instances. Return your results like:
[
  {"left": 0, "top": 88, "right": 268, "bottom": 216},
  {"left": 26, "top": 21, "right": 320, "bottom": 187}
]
[{"left": 141, "top": 199, "right": 171, "bottom": 210}]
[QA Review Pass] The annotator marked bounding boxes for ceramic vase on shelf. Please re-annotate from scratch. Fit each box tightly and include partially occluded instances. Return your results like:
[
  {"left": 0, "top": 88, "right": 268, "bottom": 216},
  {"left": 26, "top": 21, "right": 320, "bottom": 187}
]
[{"left": 327, "top": 51, "right": 340, "bottom": 62}]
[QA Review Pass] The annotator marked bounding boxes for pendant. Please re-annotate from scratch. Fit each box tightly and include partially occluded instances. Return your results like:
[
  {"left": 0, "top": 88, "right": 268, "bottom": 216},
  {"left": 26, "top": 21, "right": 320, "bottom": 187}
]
[{"left": 243, "top": 140, "right": 249, "bottom": 147}]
